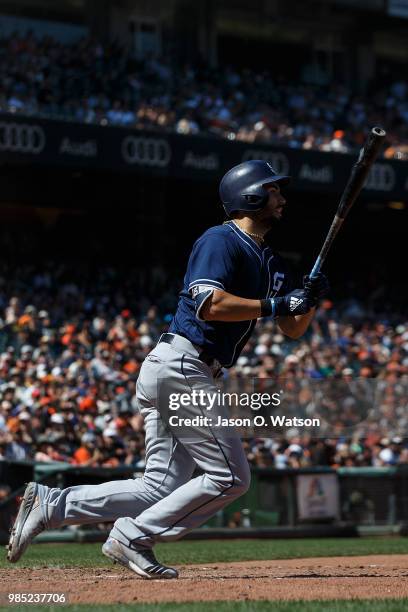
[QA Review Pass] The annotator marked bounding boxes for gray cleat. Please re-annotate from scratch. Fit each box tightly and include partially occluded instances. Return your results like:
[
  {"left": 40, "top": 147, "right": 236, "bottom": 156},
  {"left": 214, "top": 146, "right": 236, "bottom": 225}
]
[
  {"left": 102, "top": 537, "right": 178, "bottom": 579},
  {"left": 7, "top": 482, "right": 45, "bottom": 562}
]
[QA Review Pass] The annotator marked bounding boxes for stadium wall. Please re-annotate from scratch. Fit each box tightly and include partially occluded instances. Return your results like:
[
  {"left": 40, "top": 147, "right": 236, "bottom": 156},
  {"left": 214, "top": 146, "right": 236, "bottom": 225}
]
[
  {"left": 2, "top": 461, "right": 408, "bottom": 544},
  {"left": 0, "top": 114, "right": 406, "bottom": 200}
]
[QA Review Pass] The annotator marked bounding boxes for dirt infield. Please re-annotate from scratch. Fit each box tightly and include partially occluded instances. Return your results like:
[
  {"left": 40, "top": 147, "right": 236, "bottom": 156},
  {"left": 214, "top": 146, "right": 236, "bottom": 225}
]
[{"left": 2, "top": 555, "right": 408, "bottom": 604}]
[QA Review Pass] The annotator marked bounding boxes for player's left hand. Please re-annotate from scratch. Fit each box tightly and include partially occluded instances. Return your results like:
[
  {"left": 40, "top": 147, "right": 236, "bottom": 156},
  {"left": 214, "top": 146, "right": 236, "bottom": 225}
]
[{"left": 303, "top": 272, "right": 329, "bottom": 301}]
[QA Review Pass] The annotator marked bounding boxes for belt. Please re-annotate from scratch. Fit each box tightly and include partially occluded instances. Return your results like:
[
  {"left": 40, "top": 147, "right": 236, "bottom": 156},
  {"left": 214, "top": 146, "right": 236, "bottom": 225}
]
[{"left": 158, "top": 333, "right": 223, "bottom": 377}]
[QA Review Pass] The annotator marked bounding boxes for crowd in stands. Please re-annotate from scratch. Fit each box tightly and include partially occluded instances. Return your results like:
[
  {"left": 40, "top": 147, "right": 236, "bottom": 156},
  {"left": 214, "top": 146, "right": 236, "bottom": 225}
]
[
  {"left": 0, "top": 261, "right": 407, "bottom": 470},
  {"left": 1, "top": 32, "right": 408, "bottom": 158}
]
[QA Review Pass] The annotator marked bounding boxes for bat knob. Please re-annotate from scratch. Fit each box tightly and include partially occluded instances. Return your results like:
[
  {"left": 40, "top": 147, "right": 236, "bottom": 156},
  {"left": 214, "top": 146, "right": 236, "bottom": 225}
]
[{"left": 372, "top": 127, "right": 386, "bottom": 137}]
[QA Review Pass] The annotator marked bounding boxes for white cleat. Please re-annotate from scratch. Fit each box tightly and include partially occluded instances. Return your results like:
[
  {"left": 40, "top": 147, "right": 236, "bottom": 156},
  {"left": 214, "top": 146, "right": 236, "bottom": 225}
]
[
  {"left": 102, "top": 537, "right": 178, "bottom": 579},
  {"left": 7, "top": 482, "right": 45, "bottom": 563}
]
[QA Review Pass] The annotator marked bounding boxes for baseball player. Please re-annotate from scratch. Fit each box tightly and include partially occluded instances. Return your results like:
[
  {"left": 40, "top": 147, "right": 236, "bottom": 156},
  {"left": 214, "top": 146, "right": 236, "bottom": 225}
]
[{"left": 7, "top": 160, "right": 328, "bottom": 579}]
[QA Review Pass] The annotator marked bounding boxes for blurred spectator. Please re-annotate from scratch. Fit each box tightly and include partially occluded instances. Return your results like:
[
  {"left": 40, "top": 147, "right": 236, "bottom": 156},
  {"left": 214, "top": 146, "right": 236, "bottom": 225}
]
[
  {"left": 0, "top": 254, "right": 406, "bottom": 469},
  {"left": 0, "top": 32, "right": 407, "bottom": 155}
]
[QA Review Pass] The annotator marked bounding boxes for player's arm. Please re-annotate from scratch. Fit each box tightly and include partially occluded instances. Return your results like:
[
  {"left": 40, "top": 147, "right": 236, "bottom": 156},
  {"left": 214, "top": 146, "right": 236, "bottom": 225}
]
[
  {"left": 199, "top": 272, "right": 328, "bottom": 339},
  {"left": 200, "top": 293, "right": 317, "bottom": 340},
  {"left": 199, "top": 288, "right": 314, "bottom": 339},
  {"left": 200, "top": 289, "right": 264, "bottom": 322},
  {"left": 276, "top": 309, "right": 316, "bottom": 339}
]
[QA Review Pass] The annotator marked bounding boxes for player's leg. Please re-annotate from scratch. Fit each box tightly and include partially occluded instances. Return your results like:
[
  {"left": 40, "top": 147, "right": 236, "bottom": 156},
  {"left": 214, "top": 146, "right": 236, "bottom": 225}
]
[
  {"left": 7, "top": 352, "right": 196, "bottom": 562},
  {"left": 109, "top": 349, "right": 250, "bottom": 550},
  {"left": 40, "top": 413, "right": 195, "bottom": 528},
  {"left": 109, "top": 430, "right": 249, "bottom": 549},
  {"left": 102, "top": 420, "right": 247, "bottom": 581},
  {"left": 7, "top": 415, "right": 195, "bottom": 562}
]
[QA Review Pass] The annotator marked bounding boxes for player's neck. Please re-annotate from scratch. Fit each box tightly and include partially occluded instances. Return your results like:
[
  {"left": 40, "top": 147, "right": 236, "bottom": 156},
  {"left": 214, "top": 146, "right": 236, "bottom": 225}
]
[{"left": 232, "top": 218, "right": 269, "bottom": 243}]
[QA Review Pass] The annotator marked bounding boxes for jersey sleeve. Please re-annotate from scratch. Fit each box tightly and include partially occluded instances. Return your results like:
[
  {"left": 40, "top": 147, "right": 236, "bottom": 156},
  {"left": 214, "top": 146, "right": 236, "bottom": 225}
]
[
  {"left": 187, "top": 231, "right": 236, "bottom": 321},
  {"left": 188, "top": 232, "right": 236, "bottom": 294}
]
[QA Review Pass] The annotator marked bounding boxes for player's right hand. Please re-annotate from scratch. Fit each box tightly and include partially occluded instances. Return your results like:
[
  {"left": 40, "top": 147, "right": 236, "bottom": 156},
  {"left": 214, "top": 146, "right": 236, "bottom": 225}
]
[{"left": 272, "top": 289, "right": 315, "bottom": 316}]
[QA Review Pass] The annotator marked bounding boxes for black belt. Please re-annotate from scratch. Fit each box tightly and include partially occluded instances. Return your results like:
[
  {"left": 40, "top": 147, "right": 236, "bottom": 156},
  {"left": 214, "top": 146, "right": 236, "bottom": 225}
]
[{"left": 159, "top": 333, "right": 222, "bottom": 372}]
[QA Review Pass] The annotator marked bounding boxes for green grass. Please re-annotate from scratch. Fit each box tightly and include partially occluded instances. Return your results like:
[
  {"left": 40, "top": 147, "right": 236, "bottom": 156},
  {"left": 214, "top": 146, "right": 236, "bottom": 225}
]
[
  {"left": 1, "top": 600, "right": 408, "bottom": 612},
  {"left": 1, "top": 536, "right": 408, "bottom": 569}
]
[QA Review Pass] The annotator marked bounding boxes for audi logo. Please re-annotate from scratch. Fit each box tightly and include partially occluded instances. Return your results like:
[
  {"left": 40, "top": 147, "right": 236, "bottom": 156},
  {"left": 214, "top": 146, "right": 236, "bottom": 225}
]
[
  {"left": 122, "top": 136, "right": 171, "bottom": 167},
  {"left": 0, "top": 122, "right": 45, "bottom": 155},
  {"left": 364, "top": 163, "right": 396, "bottom": 192},
  {"left": 242, "top": 150, "right": 290, "bottom": 176}
]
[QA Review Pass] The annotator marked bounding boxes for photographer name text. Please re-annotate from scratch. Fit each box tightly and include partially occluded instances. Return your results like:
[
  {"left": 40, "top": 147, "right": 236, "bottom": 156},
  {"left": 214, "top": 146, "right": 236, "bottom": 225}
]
[{"left": 168, "top": 415, "right": 321, "bottom": 428}]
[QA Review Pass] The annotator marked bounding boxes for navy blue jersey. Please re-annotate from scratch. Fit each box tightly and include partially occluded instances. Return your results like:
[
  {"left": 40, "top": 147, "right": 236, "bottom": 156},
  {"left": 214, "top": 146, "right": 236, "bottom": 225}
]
[{"left": 169, "top": 222, "right": 293, "bottom": 367}]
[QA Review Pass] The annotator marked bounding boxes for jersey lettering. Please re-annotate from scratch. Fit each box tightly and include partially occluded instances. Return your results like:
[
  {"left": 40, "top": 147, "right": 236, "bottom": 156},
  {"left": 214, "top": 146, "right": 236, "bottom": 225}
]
[{"left": 273, "top": 272, "right": 285, "bottom": 292}]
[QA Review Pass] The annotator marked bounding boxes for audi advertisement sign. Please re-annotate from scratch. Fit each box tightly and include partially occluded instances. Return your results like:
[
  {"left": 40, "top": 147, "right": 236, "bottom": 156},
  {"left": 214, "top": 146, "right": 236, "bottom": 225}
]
[
  {"left": 121, "top": 136, "right": 171, "bottom": 167},
  {"left": 0, "top": 113, "right": 406, "bottom": 200},
  {"left": 0, "top": 122, "right": 45, "bottom": 155},
  {"left": 242, "top": 150, "right": 290, "bottom": 177}
]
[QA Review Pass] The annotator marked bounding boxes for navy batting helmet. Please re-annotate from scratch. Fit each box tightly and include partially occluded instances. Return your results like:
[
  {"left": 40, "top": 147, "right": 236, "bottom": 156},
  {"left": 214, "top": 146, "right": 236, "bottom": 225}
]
[{"left": 219, "top": 160, "right": 291, "bottom": 217}]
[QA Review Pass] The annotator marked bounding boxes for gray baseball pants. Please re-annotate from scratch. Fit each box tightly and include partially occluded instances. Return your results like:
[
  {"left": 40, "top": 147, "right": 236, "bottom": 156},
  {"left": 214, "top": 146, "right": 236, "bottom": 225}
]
[{"left": 42, "top": 335, "right": 250, "bottom": 548}]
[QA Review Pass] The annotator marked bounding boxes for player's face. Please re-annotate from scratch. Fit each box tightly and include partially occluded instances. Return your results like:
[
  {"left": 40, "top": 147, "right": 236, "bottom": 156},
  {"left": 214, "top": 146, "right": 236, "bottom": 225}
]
[{"left": 259, "top": 183, "right": 287, "bottom": 222}]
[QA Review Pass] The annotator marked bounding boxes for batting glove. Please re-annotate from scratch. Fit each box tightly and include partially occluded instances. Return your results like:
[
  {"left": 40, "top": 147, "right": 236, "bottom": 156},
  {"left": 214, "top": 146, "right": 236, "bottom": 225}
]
[
  {"left": 265, "top": 289, "right": 316, "bottom": 317},
  {"left": 303, "top": 272, "right": 330, "bottom": 301}
]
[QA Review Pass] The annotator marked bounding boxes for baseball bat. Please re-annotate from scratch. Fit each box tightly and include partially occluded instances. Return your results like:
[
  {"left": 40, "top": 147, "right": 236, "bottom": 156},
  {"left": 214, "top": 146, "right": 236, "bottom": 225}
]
[{"left": 310, "top": 126, "right": 386, "bottom": 279}]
